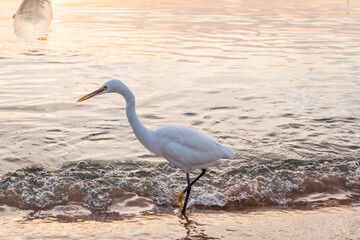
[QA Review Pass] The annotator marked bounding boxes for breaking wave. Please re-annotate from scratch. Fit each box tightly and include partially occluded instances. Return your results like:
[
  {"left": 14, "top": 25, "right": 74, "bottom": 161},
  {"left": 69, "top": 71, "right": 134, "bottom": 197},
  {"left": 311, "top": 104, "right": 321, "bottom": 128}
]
[{"left": 0, "top": 157, "right": 359, "bottom": 213}]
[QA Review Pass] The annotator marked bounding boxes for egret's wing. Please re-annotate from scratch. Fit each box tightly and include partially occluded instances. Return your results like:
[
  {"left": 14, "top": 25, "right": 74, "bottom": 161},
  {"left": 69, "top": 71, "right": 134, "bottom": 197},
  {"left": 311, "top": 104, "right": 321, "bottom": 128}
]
[
  {"left": 155, "top": 125, "right": 233, "bottom": 169},
  {"left": 163, "top": 140, "right": 219, "bottom": 168}
]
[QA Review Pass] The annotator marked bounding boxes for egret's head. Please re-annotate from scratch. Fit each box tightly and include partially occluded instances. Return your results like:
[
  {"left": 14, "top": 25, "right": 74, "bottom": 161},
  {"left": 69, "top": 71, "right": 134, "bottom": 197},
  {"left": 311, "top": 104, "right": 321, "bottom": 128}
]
[{"left": 77, "top": 79, "right": 123, "bottom": 102}]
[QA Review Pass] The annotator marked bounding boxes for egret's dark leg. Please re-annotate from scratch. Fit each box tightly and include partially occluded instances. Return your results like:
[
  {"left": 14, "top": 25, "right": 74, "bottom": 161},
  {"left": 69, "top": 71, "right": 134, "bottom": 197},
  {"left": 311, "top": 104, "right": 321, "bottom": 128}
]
[
  {"left": 177, "top": 169, "right": 207, "bottom": 210},
  {"left": 183, "top": 169, "right": 206, "bottom": 194},
  {"left": 181, "top": 172, "right": 191, "bottom": 215}
]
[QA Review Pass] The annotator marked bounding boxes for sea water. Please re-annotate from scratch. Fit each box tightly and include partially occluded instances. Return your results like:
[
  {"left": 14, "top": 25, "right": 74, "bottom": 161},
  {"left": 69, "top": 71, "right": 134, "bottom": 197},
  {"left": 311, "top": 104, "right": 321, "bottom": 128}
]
[{"left": 0, "top": 0, "right": 359, "bottom": 231}]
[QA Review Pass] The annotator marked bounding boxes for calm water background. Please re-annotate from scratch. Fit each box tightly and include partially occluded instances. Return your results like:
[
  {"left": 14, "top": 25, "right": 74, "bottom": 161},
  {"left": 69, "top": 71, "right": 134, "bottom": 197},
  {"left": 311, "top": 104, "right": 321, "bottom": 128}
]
[{"left": 0, "top": 0, "right": 359, "bottom": 216}]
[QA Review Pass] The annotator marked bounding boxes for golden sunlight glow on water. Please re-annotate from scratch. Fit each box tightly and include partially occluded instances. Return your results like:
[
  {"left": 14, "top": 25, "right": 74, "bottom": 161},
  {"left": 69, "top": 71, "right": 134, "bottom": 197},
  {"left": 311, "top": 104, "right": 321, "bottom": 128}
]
[
  {"left": 0, "top": 0, "right": 360, "bottom": 239},
  {"left": 1, "top": 0, "right": 358, "bottom": 172}
]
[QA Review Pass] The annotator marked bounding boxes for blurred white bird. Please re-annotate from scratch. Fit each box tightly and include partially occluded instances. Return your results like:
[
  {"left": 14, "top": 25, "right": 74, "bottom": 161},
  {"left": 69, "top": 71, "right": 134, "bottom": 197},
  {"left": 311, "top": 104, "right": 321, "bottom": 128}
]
[
  {"left": 77, "top": 79, "right": 235, "bottom": 215},
  {"left": 13, "top": 0, "right": 53, "bottom": 40}
]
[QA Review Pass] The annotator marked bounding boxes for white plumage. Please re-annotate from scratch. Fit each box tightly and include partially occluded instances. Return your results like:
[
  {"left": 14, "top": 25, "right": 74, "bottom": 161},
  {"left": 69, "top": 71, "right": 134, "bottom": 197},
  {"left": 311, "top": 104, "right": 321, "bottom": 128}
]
[
  {"left": 77, "top": 79, "right": 235, "bottom": 214},
  {"left": 13, "top": 0, "right": 53, "bottom": 40},
  {"left": 155, "top": 125, "right": 234, "bottom": 172}
]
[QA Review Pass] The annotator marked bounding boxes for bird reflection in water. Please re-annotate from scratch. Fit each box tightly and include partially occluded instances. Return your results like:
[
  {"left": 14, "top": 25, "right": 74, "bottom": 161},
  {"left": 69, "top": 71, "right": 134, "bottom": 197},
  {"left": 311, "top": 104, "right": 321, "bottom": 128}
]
[
  {"left": 13, "top": 0, "right": 53, "bottom": 40},
  {"left": 178, "top": 215, "right": 219, "bottom": 240}
]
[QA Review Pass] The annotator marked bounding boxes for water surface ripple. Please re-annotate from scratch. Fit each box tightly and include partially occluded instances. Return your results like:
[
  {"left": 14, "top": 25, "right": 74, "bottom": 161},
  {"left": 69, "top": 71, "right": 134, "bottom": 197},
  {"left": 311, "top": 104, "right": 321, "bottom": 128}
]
[{"left": 0, "top": 0, "right": 359, "bottom": 213}]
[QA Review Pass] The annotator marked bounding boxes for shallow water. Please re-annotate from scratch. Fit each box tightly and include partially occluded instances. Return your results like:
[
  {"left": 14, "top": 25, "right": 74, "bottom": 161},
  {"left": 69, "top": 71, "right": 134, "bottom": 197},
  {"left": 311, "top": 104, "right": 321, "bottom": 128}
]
[
  {"left": 1, "top": 205, "right": 360, "bottom": 239},
  {"left": 0, "top": 0, "right": 360, "bottom": 237}
]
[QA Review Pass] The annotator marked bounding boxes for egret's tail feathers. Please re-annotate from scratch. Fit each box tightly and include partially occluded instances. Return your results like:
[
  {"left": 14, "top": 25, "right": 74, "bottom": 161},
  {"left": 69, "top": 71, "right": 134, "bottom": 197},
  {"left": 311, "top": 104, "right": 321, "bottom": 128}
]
[{"left": 222, "top": 145, "right": 235, "bottom": 159}]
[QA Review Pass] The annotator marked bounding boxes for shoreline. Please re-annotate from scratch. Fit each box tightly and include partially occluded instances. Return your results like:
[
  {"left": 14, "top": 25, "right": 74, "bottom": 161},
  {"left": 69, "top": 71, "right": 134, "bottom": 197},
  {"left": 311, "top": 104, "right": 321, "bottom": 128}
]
[{"left": 1, "top": 204, "right": 359, "bottom": 239}]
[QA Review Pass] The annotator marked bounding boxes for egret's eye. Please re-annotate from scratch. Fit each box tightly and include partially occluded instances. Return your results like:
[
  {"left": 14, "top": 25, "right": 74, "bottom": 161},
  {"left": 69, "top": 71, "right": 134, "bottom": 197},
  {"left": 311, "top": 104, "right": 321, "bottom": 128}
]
[{"left": 101, "top": 86, "right": 107, "bottom": 91}]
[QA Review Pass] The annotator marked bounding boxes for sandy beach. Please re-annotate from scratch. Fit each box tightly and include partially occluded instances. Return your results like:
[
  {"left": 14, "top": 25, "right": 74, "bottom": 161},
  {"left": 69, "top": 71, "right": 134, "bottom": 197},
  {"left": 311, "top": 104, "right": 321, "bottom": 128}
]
[{"left": 1, "top": 205, "right": 359, "bottom": 239}]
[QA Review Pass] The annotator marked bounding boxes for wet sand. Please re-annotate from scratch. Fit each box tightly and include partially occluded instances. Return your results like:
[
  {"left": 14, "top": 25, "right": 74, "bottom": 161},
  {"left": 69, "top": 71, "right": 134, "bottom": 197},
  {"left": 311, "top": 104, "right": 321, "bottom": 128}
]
[{"left": 1, "top": 205, "right": 359, "bottom": 239}]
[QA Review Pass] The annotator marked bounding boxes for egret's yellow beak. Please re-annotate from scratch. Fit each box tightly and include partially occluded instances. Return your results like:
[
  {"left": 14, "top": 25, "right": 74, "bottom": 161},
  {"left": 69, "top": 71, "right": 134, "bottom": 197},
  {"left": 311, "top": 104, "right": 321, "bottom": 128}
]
[{"left": 77, "top": 87, "right": 105, "bottom": 102}]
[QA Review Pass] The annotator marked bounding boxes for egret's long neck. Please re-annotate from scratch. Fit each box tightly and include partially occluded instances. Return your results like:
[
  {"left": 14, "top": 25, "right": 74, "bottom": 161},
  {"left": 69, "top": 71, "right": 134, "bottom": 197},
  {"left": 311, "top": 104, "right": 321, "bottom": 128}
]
[{"left": 117, "top": 86, "right": 156, "bottom": 153}]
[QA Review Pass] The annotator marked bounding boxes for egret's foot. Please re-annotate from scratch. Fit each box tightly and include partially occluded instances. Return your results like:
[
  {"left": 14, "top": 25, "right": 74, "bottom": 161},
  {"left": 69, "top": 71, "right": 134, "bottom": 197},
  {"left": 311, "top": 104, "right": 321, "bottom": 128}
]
[
  {"left": 37, "top": 34, "right": 49, "bottom": 41},
  {"left": 37, "top": 36, "right": 48, "bottom": 41},
  {"left": 177, "top": 189, "right": 186, "bottom": 208}
]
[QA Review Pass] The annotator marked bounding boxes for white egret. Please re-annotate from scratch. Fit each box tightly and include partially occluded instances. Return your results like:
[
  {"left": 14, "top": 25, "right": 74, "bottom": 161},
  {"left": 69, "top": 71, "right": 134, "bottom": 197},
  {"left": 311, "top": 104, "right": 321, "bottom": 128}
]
[
  {"left": 13, "top": 0, "right": 53, "bottom": 40},
  {"left": 77, "top": 80, "right": 235, "bottom": 215}
]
